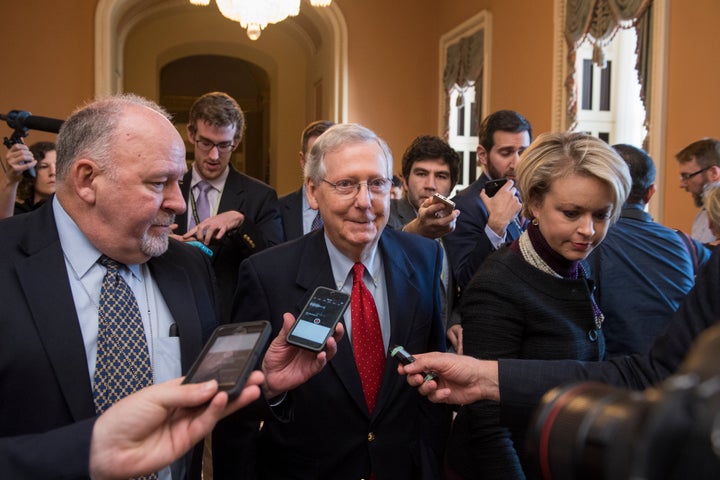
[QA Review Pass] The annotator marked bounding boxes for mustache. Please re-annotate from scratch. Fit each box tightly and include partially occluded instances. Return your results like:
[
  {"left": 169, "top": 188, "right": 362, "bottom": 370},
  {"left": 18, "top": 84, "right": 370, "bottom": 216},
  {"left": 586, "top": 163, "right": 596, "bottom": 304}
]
[{"left": 154, "top": 212, "right": 175, "bottom": 226}]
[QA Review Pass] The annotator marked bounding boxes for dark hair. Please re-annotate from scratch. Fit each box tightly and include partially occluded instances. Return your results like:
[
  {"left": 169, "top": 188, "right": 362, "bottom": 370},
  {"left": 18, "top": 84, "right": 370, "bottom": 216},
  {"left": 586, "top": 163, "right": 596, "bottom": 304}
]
[
  {"left": 301, "top": 120, "right": 335, "bottom": 156},
  {"left": 612, "top": 144, "right": 655, "bottom": 205},
  {"left": 478, "top": 110, "right": 532, "bottom": 153},
  {"left": 17, "top": 141, "right": 57, "bottom": 203},
  {"left": 187, "top": 92, "right": 245, "bottom": 143},
  {"left": 675, "top": 138, "right": 720, "bottom": 169},
  {"left": 391, "top": 175, "right": 402, "bottom": 187},
  {"left": 401, "top": 135, "right": 461, "bottom": 188}
]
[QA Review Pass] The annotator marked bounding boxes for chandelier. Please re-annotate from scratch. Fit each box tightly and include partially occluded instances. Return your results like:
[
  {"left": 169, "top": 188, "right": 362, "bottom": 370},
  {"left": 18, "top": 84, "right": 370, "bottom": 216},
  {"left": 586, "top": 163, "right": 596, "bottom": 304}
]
[{"left": 191, "top": 0, "right": 332, "bottom": 41}]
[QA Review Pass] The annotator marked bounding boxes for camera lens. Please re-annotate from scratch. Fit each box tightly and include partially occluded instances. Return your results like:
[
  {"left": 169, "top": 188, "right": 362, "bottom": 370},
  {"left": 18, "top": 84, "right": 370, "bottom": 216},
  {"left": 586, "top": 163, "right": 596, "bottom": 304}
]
[{"left": 527, "top": 382, "right": 653, "bottom": 480}]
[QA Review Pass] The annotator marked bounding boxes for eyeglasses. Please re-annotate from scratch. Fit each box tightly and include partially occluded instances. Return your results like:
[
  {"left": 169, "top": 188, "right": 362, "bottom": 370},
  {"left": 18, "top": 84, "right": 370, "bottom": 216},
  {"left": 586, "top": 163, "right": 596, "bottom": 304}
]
[
  {"left": 321, "top": 177, "right": 392, "bottom": 197},
  {"left": 679, "top": 166, "right": 710, "bottom": 181},
  {"left": 194, "top": 138, "right": 234, "bottom": 153}
]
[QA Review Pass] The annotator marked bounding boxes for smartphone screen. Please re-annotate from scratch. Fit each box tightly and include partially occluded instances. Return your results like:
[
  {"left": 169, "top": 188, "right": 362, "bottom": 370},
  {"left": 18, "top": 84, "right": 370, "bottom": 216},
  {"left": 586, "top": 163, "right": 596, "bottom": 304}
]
[
  {"left": 287, "top": 287, "right": 350, "bottom": 351},
  {"left": 183, "top": 321, "right": 271, "bottom": 398}
]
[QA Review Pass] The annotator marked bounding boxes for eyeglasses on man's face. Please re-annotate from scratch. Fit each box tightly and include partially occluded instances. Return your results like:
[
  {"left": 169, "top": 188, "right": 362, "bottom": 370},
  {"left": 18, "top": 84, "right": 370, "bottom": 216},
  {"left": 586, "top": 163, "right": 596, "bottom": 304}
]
[
  {"left": 194, "top": 138, "right": 234, "bottom": 153},
  {"left": 321, "top": 177, "right": 392, "bottom": 197},
  {"left": 679, "top": 166, "right": 710, "bottom": 181}
]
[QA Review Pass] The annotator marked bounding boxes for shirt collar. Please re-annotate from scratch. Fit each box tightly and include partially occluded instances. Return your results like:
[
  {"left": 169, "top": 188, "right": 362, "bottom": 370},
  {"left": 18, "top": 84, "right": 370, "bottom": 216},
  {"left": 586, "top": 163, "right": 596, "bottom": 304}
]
[{"left": 191, "top": 164, "right": 229, "bottom": 192}]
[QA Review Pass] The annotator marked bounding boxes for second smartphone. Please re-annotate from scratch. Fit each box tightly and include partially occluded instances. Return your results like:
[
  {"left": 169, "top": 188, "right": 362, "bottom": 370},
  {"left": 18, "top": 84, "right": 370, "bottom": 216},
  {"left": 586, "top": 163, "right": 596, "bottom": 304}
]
[{"left": 287, "top": 286, "right": 351, "bottom": 352}]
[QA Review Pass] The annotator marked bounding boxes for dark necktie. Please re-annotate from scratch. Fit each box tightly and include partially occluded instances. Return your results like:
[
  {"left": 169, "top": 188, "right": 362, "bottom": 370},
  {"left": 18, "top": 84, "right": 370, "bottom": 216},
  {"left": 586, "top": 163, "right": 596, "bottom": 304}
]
[
  {"left": 190, "top": 180, "right": 213, "bottom": 229},
  {"left": 311, "top": 210, "right": 324, "bottom": 231},
  {"left": 351, "top": 263, "right": 385, "bottom": 413},
  {"left": 93, "top": 256, "right": 153, "bottom": 414}
]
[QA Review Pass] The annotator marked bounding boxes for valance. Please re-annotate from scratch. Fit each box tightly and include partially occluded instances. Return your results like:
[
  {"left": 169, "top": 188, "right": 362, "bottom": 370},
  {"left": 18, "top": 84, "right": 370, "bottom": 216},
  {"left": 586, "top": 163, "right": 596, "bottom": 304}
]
[{"left": 442, "top": 30, "right": 484, "bottom": 138}]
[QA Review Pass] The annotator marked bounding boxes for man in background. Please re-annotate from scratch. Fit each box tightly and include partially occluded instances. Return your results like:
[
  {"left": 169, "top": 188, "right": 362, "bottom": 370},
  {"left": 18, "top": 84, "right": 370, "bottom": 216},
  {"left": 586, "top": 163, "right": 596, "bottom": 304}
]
[
  {"left": 443, "top": 110, "right": 532, "bottom": 291},
  {"left": 589, "top": 144, "right": 711, "bottom": 357},
  {"left": 387, "top": 135, "right": 462, "bottom": 350},
  {"left": 173, "top": 92, "right": 283, "bottom": 320},
  {"left": 675, "top": 138, "right": 720, "bottom": 243},
  {"left": 277, "top": 119, "right": 335, "bottom": 241}
]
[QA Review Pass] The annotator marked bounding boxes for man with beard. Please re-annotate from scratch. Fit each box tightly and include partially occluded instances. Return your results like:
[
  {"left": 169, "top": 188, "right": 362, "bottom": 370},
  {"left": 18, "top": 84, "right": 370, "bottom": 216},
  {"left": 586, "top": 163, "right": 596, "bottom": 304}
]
[
  {"left": 675, "top": 138, "right": 720, "bottom": 243},
  {"left": 443, "top": 110, "right": 532, "bottom": 291},
  {"left": 0, "top": 95, "right": 342, "bottom": 479}
]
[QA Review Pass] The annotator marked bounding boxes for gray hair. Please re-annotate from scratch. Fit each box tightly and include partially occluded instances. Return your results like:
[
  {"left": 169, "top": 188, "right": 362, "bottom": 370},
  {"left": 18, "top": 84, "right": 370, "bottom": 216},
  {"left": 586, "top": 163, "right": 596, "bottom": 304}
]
[
  {"left": 303, "top": 123, "right": 393, "bottom": 183},
  {"left": 56, "top": 94, "right": 171, "bottom": 181}
]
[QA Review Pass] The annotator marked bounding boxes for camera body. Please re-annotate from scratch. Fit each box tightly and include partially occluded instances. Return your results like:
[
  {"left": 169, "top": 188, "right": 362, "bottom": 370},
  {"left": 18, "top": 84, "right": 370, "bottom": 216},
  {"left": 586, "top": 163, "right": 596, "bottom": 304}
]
[{"left": 528, "top": 325, "right": 720, "bottom": 480}]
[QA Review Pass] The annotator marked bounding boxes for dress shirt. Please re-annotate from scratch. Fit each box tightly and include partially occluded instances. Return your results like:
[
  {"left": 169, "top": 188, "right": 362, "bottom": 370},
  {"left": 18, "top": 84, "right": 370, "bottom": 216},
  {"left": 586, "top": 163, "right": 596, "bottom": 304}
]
[
  {"left": 692, "top": 207, "right": 716, "bottom": 243},
  {"left": 187, "top": 166, "right": 230, "bottom": 229},
  {"left": 325, "top": 235, "right": 391, "bottom": 351},
  {"left": 300, "top": 184, "right": 320, "bottom": 235}
]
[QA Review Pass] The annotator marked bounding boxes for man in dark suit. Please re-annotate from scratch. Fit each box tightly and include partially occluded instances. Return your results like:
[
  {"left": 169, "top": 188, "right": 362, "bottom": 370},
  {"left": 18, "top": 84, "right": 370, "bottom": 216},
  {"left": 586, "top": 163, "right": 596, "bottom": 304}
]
[
  {"left": 443, "top": 110, "right": 532, "bottom": 291},
  {"left": 0, "top": 95, "right": 341, "bottom": 479},
  {"left": 233, "top": 123, "right": 451, "bottom": 479},
  {"left": 174, "top": 92, "right": 283, "bottom": 321},
  {"left": 277, "top": 119, "right": 335, "bottom": 241},
  {"left": 387, "top": 135, "right": 462, "bottom": 351}
]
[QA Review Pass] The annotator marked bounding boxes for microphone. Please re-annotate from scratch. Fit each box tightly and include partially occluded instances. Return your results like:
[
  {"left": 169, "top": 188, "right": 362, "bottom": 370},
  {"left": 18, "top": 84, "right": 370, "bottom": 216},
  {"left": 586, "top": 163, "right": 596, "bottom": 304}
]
[
  {"left": 0, "top": 110, "right": 64, "bottom": 134},
  {"left": 1, "top": 110, "right": 64, "bottom": 178}
]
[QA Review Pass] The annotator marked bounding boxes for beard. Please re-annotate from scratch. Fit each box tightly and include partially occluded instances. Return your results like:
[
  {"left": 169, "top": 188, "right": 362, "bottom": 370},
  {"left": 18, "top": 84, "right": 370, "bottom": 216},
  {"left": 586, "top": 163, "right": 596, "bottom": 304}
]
[
  {"left": 141, "top": 212, "right": 175, "bottom": 257},
  {"left": 693, "top": 191, "right": 704, "bottom": 208}
]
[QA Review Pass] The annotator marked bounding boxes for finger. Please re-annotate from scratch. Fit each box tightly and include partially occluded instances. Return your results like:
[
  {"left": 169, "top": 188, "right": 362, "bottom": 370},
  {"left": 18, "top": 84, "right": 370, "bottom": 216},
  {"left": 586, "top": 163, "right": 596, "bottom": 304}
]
[{"left": 278, "top": 312, "right": 296, "bottom": 340}]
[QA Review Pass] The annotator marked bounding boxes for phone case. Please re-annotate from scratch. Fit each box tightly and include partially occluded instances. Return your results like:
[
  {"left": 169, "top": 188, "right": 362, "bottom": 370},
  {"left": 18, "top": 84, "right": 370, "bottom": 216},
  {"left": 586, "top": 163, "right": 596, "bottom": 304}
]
[
  {"left": 182, "top": 320, "right": 271, "bottom": 399},
  {"left": 484, "top": 178, "right": 509, "bottom": 197}
]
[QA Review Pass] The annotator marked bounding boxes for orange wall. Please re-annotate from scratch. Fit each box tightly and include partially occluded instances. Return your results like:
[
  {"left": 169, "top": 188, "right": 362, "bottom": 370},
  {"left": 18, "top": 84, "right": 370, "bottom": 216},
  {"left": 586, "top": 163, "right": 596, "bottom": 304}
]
[{"left": 2, "top": 0, "right": 719, "bottom": 231}]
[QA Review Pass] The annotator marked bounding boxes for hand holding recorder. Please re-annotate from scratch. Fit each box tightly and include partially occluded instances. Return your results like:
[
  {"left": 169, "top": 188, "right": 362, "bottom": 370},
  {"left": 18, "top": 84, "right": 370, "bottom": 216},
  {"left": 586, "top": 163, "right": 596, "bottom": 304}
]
[{"left": 403, "top": 192, "right": 460, "bottom": 239}]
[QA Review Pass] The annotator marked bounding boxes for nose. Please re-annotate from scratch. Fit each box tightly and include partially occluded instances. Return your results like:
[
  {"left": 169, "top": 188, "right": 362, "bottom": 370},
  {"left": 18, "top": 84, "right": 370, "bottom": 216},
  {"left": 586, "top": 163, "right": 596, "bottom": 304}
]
[
  {"left": 208, "top": 145, "right": 220, "bottom": 160},
  {"left": 577, "top": 214, "right": 595, "bottom": 237},
  {"left": 48, "top": 164, "right": 56, "bottom": 176},
  {"left": 164, "top": 180, "right": 187, "bottom": 215},
  {"left": 354, "top": 182, "right": 373, "bottom": 208}
]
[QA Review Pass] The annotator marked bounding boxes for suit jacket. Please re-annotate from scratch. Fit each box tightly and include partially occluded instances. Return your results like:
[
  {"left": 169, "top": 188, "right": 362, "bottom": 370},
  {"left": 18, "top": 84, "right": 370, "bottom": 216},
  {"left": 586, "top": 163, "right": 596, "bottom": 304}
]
[
  {"left": 232, "top": 227, "right": 451, "bottom": 480},
  {"left": 443, "top": 175, "right": 523, "bottom": 292},
  {"left": 0, "top": 200, "right": 220, "bottom": 478},
  {"left": 176, "top": 166, "right": 283, "bottom": 321},
  {"left": 277, "top": 186, "right": 305, "bottom": 241},
  {"left": 387, "top": 197, "right": 462, "bottom": 336}
]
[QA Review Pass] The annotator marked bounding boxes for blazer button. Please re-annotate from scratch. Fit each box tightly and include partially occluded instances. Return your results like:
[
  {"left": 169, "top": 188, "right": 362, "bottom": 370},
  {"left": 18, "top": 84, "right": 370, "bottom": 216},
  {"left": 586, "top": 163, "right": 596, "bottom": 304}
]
[{"left": 367, "top": 432, "right": 375, "bottom": 442}]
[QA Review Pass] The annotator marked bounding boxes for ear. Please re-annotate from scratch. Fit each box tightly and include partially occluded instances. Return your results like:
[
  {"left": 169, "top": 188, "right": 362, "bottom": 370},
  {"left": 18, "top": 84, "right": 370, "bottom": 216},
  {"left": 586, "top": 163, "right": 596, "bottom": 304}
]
[
  {"left": 186, "top": 124, "right": 194, "bottom": 143},
  {"left": 299, "top": 151, "right": 306, "bottom": 171},
  {"left": 401, "top": 175, "right": 409, "bottom": 191},
  {"left": 72, "top": 159, "right": 101, "bottom": 205},
  {"left": 528, "top": 198, "right": 542, "bottom": 221},
  {"left": 306, "top": 177, "right": 320, "bottom": 210},
  {"left": 644, "top": 184, "right": 656, "bottom": 204},
  {"left": 707, "top": 165, "right": 720, "bottom": 182},
  {"left": 477, "top": 144, "right": 488, "bottom": 167}
]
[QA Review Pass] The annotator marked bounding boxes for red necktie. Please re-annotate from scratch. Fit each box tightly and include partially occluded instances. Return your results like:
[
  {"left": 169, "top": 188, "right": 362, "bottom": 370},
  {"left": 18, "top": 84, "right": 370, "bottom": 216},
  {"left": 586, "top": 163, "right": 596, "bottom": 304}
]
[{"left": 351, "top": 262, "right": 385, "bottom": 413}]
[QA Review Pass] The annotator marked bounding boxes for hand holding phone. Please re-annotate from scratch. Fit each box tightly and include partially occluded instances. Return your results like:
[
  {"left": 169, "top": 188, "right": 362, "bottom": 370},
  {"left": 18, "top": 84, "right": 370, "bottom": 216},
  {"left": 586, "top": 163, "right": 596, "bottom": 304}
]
[
  {"left": 287, "top": 287, "right": 351, "bottom": 352},
  {"left": 484, "top": 178, "right": 509, "bottom": 198},
  {"left": 183, "top": 321, "right": 271, "bottom": 399},
  {"left": 430, "top": 192, "right": 456, "bottom": 209}
]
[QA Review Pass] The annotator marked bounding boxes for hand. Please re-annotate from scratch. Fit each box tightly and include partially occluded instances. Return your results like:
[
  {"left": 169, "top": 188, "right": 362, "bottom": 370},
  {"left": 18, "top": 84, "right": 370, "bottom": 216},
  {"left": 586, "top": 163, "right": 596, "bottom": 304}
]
[
  {"left": 446, "top": 324, "right": 463, "bottom": 355},
  {"left": 403, "top": 197, "right": 459, "bottom": 239},
  {"left": 261, "top": 312, "right": 345, "bottom": 399},
  {"left": 1, "top": 143, "right": 35, "bottom": 182},
  {"left": 397, "top": 351, "right": 500, "bottom": 404},
  {"left": 480, "top": 180, "right": 522, "bottom": 237},
  {"left": 182, "top": 210, "right": 245, "bottom": 245},
  {"left": 89, "top": 374, "right": 264, "bottom": 480}
]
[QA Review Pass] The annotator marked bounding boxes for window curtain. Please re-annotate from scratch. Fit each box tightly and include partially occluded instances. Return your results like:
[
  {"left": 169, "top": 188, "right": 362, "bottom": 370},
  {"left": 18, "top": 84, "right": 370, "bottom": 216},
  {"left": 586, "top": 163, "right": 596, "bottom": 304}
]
[
  {"left": 565, "top": 0, "right": 652, "bottom": 136},
  {"left": 442, "top": 30, "right": 484, "bottom": 138}
]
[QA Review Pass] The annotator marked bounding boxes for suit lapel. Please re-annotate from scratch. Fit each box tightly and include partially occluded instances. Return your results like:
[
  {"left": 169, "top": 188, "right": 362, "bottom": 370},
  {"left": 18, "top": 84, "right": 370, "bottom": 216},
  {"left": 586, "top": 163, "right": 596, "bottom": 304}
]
[
  {"left": 148, "top": 254, "right": 205, "bottom": 372},
  {"left": 16, "top": 203, "right": 95, "bottom": 420},
  {"left": 217, "top": 167, "right": 244, "bottom": 215},
  {"left": 176, "top": 171, "right": 192, "bottom": 235}
]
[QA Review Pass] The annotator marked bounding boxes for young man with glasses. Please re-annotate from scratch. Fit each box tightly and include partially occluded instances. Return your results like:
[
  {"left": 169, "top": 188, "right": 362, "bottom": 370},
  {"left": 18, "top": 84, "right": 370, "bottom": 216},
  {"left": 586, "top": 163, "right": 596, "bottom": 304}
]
[{"left": 676, "top": 138, "right": 720, "bottom": 243}]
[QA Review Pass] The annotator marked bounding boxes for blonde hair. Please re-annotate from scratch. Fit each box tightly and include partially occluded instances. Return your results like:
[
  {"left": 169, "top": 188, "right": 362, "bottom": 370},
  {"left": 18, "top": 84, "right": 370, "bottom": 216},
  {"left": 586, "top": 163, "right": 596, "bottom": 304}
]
[
  {"left": 516, "top": 132, "right": 631, "bottom": 223},
  {"left": 704, "top": 183, "right": 720, "bottom": 238}
]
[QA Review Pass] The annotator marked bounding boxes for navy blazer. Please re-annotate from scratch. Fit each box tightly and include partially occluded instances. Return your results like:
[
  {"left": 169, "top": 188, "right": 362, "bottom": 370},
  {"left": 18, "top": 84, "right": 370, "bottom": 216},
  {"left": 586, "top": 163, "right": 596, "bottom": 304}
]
[
  {"left": 277, "top": 186, "right": 305, "bottom": 241},
  {"left": 232, "top": 227, "right": 451, "bottom": 479},
  {"left": 0, "top": 200, "right": 219, "bottom": 478}
]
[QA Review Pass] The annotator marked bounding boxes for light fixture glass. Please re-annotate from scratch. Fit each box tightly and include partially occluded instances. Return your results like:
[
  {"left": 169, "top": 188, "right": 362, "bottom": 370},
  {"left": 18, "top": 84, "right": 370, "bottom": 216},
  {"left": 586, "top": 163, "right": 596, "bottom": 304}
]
[
  {"left": 215, "top": 0, "right": 300, "bottom": 39},
  {"left": 190, "top": 0, "right": 211, "bottom": 5},
  {"left": 310, "top": 0, "right": 332, "bottom": 6}
]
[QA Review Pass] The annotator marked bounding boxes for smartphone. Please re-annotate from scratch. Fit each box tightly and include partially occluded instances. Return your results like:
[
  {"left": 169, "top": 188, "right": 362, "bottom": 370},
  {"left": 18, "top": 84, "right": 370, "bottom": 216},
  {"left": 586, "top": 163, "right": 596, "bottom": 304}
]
[
  {"left": 430, "top": 192, "right": 456, "bottom": 210},
  {"left": 287, "top": 286, "right": 351, "bottom": 352},
  {"left": 484, "top": 178, "right": 509, "bottom": 197},
  {"left": 183, "top": 321, "right": 271, "bottom": 399}
]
